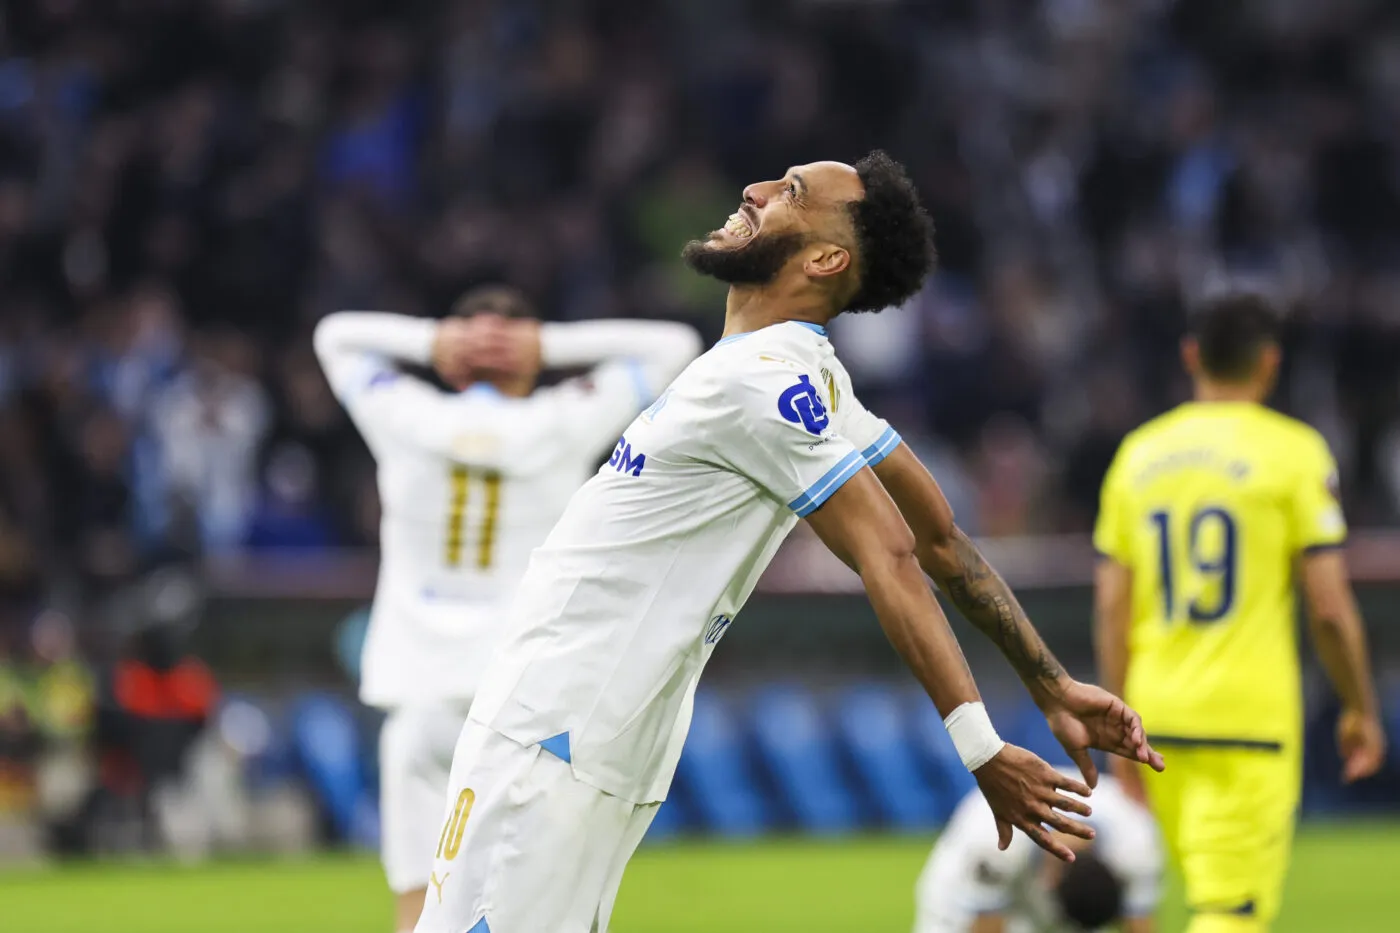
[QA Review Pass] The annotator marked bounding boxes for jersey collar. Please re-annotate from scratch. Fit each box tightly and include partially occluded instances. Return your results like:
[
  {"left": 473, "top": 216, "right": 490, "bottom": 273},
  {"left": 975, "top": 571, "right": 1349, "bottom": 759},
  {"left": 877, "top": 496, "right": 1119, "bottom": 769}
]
[{"left": 715, "top": 320, "right": 828, "bottom": 347}]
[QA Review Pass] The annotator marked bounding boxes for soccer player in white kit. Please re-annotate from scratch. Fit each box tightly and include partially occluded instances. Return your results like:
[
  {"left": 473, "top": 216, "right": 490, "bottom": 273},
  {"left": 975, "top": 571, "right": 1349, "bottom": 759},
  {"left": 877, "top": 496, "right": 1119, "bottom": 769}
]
[
  {"left": 415, "top": 153, "right": 1166, "bottom": 933},
  {"left": 313, "top": 286, "right": 701, "bottom": 933},
  {"left": 915, "top": 771, "right": 1163, "bottom": 933}
]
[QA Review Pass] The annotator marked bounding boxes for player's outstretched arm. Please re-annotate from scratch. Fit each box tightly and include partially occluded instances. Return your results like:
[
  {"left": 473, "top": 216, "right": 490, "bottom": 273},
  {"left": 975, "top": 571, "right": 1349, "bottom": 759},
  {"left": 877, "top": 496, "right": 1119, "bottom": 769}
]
[
  {"left": 805, "top": 469, "right": 1095, "bottom": 862},
  {"left": 1301, "top": 549, "right": 1387, "bottom": 782},
  {"left": 868, "top": 444, "right": 1164, "bottom": 784}
]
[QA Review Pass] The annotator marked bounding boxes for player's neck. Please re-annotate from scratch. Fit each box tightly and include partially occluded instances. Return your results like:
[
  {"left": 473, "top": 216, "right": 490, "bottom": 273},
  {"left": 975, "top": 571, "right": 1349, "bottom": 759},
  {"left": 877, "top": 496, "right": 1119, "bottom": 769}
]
[
  {"left": 721, "top": 285, "right": 832, "bottom": 339},
  {"left": 1193, "top": 380, "right": 1264, "bottom": 404},
  {"left": 472, "top": 376, "right": 533, "bottom": 398}
]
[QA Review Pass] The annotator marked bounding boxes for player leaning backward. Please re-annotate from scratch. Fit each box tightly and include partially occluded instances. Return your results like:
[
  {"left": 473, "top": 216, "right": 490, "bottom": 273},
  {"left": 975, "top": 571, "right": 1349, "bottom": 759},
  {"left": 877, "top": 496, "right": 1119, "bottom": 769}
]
[
  {"left": 314, "top": 286, "right": 701, "bottom": 933},
  {"left": 413, "top": 152, "right": 1165, "bottom": 933},
  {"left": 1094, "top": 292, "right": 1386, "bottom": 933}
]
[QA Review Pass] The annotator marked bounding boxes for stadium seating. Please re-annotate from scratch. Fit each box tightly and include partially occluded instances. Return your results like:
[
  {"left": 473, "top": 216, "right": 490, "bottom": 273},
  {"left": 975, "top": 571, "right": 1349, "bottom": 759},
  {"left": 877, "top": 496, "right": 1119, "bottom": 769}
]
[
  {"left": 832, "top": 683, "right": 941, "bottom": 831},
  {"left": 749, "top": 684, "right": 860, "bottom": 834},
  {"left": 673, "top": 690, "right": 769, "bottom": 837},
  {"left": 288, "top": 693, "right": 376, "bottom": 846}
]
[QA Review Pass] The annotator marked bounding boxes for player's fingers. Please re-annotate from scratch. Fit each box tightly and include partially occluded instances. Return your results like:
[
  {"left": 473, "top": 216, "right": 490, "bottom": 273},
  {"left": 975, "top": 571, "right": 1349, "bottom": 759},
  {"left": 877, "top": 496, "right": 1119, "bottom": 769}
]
[
  {"left": 1052, "top": 794, "right": 1092, "bottom": 818},
  {"left": 1055, "top": 772, "right": 1092, "bottom": 798},
  {"left": 996, "top": 817, "right": 1013, "bottom": 851},
  {"left": 1068, "top": 748, "right": 1099, "bottom": 790},
  {"left": 1343, "top": 749, "right": 1382, "bottom": 784},
  {"left": 1021, "top": 822, "right": 1076, "bottom": 863},
  {"left": 1043, "top": 809, "right": 1095, "bottom": 841},
  {"left": 1142, "top": 742, "right": 1166, "bottom": 772}
]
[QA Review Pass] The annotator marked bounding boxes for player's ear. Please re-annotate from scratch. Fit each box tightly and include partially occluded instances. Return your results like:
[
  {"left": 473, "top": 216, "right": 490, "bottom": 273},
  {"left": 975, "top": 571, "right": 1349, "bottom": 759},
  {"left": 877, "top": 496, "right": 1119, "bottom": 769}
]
[
  {"left": 803, "top": 243, "right": 851, "bottom": 280},
  {"left": 1180, "top": 336, "right": 1201, "bottom": 376},
  {"left": 1256, "top": 341, "right": 1282, "bottom": 393}
]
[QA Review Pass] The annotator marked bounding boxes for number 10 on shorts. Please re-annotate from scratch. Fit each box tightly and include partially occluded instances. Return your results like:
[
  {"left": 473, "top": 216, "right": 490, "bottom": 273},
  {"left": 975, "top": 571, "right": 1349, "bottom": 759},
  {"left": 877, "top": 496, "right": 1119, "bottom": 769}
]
[{"left": 436, "top": 788, "right": 475, "bottom": 861}]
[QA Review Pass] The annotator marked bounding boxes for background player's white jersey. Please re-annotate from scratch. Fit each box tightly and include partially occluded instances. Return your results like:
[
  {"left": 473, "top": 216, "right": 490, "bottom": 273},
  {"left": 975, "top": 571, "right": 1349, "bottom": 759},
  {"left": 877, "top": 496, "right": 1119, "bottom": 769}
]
[
  {"left": 469, "top": 320, "right": 902, "bottom": 804},
  {"left": 314, "top": 313, "right": 701, "bottom": 708},
  {"left": 914, "top": 773, "right": 1163, "bottom": 933}
]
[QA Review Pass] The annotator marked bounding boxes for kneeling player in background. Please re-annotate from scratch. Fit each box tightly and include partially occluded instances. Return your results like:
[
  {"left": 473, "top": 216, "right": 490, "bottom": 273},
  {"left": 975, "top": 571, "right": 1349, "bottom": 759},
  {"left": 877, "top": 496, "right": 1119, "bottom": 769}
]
[
  {"left": 914, "top": 770, "right": 1162, "bottom": 933},
  {"left": 1094, "top": 292, "right": 1386, "bottom": 932},
  {"left": 314, "top": 287, "right": 700, "bottom": 933}
]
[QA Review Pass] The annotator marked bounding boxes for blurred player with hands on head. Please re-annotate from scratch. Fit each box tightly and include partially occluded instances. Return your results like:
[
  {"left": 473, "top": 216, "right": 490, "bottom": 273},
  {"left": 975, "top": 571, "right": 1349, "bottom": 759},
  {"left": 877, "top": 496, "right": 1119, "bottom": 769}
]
[
  {"left": 1094, "top": 292, "right": 1386, "bottom": 933},
  {"left": 914, "top": 768, "right": 1162, "bottom": 933},
  {"left": 414, "top": 151, "right": 1162, "bottom": 933},
  {"left": 313, "top": 287, "right": 701, "bottom": 933}
]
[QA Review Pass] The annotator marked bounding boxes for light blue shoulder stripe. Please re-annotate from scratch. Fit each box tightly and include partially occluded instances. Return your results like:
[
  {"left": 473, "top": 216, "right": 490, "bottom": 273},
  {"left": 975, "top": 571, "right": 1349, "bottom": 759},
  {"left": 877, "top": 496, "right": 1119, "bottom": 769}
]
[
  {"left": 789, "top": 450, "right": 866, "bottom": 517},
  {"left": 467, "top": 917, "right": 491, "bottom": 933},
  {"left": 861, "top": 426, "right": 901, "bottom": 466},
  {"left": 791, "top": 321, "right": 827, "bottom": 336}
]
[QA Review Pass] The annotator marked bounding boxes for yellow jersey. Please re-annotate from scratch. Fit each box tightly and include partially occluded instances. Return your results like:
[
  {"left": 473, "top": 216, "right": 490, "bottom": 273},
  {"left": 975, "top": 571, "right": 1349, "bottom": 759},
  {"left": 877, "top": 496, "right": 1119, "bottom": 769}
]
[{"left": 1094, "top": 401, "right": 1346, "bottom": 748}]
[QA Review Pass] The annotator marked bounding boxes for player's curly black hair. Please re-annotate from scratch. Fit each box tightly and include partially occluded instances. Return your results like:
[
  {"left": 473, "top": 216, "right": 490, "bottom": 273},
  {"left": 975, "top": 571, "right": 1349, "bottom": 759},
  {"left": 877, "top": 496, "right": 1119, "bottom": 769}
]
[
  {"left": 1054, "top": 851, "right": 1124, "bottom": 930},
  {"left": 843, "top": 150, "right": 937, "bottom": 313},
  {"left": 1188, "top": 290, "right": 1282, "bottom": 381}
]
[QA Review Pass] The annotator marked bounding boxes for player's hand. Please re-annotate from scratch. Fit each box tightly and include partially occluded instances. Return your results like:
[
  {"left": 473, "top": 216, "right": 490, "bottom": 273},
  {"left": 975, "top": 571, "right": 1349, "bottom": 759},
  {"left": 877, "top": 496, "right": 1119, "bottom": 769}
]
[
  {"left": 431, "top": 318, "right": 477, "bottom": 389},
  {"left": 1337, "top": 707, "right": 1386, "bottom": 784},
  {"left": 459, "top": 315, "right": 542, "bottom": 379},
  {"left": 974, "top": 744, "right": 1095, "bottom": 863},
  {"left": 1043, "top": 680, "right": 1165, "bottom": 788}
]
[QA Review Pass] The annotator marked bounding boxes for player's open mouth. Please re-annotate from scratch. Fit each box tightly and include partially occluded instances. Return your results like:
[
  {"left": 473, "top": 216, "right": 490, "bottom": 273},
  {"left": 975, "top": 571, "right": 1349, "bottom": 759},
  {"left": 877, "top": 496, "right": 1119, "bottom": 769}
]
[{"left": 723, "top": 210, "right": 755, "bottom": 239}]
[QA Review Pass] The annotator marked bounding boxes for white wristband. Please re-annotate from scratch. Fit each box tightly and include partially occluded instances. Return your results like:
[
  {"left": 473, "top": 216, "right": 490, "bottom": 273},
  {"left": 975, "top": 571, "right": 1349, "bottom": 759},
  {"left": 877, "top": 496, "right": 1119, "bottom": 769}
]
[{"left": 944, "top": 701, "right": 1006, "bottom": 772}]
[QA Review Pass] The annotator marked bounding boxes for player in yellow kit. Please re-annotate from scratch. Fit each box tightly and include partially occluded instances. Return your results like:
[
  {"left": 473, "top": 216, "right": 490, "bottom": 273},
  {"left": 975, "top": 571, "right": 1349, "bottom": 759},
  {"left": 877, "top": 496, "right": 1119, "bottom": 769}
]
[{"left": 1092, "top": 292, "right": 1386, "bottom": 932}]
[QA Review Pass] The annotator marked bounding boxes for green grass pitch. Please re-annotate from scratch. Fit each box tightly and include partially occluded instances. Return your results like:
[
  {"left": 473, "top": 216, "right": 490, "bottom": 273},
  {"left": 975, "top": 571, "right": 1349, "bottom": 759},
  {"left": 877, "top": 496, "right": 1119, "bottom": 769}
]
[{"left": 3, "top": 823, "right": 1398, "bottom": 932}]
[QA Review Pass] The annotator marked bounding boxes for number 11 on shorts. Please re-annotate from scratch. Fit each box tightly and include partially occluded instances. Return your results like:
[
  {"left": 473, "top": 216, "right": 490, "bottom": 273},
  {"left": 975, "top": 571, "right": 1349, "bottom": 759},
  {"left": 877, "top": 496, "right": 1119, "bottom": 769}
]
[{"left": 436, "top": 788, "right": 475, "bottom": 861}]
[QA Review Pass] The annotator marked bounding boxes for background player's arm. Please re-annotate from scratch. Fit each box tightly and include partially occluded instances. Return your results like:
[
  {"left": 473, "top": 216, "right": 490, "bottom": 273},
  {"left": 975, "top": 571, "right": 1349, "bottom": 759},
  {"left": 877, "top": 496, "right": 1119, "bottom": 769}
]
[
  {"left": 969, "top": 915, "right": 1005, "bottom": 933},
  {"left": 869, "top": 444, "right": 1163, "bottom": 783},
  {"left": 312, "top": 311, "right": 536, "bottom": 468},
  {"left": 1093, "top": 557, "right": 1147, "bottom": 801},
  {"left": 1301, "top": 550, "right": 1386, "bottom": 781},
  {"left": 1289, "top": 435, "right": 1387, "bottom": 783},
  {"left": 805, "top": 470, "right": 1096, "bottom": 861},
  {"left": 1122, "top": 916, "right": 1155, "bottom": 933},
  {"left": 464, "top": 316, "right": 701, "bottom": 455},
  {"left": 313, "top": 310, "right": 440, "bottom": 398},
  {"left": 1089, "top": 444, "right": 1151, "bottom": 799},
  {"left": 1092, "top": 559, "right": 1133, "bottom": 704},
  {"left": 536, "top": 318, "right": 701, "bottom": 398}
]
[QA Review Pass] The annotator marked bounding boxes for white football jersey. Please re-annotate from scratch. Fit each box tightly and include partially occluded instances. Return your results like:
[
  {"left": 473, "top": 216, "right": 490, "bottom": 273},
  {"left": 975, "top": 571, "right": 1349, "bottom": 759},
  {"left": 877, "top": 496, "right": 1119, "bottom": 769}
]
[
  {"left": 913, "top": 773, "right": 1163, "bottom": 933},
  {"left": 468, "top": 320, "right": 902, "bottom": 804},
  {"left": 315, "top": 313, "right": 701, "bottom": 708}
]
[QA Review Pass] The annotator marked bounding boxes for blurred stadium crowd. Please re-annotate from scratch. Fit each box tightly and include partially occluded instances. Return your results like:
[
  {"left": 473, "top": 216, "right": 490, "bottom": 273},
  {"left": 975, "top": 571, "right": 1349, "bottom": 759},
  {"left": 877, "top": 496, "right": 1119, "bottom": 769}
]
[{"left": 3, "top": 0, "right": 1400, "bottom": 853}]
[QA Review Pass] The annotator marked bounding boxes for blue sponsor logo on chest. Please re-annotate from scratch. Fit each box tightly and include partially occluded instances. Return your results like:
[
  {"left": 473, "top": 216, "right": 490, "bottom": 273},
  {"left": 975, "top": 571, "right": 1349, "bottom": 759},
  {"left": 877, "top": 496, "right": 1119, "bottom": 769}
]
[
  {"left": 778, "top": 374, "right": 829, "bottom": 435},
  {"left": 609, "top": 435, "right": 647, "bottom": 476}
]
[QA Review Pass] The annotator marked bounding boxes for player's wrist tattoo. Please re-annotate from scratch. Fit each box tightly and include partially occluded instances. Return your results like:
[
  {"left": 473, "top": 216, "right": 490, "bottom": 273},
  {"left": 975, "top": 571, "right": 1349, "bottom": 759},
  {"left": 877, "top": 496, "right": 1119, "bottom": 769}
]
[{"left": 937, "top": 528, "right": 1068, "bottom": 700}]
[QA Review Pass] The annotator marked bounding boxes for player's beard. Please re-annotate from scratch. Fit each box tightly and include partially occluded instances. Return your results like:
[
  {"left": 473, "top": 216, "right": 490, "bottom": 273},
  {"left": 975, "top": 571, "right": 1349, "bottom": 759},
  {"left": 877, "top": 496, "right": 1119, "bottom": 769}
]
[{"left": 681, "top": 230, "right": 807, "bottom": 285}]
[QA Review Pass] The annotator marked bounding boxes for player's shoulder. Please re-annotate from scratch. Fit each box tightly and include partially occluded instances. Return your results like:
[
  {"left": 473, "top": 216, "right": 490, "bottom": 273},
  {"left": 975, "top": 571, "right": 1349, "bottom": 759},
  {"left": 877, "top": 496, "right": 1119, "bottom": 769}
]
[
  {"left": 1108, "top": 406, "right": 1187, "bottom": 467},
  {"left": 1245, "top": 408, "right": 1332, "bottom": 459}
]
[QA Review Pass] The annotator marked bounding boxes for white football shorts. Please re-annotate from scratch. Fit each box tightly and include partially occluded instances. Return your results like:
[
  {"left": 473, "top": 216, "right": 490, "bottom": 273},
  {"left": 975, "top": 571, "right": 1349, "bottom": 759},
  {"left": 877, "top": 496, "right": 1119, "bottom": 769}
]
[
  {"left": 379, "top": 702, "right": 473, "bottom": 894},
  {"left": 413, "top": 720, "right": 659, "bottom": 933}
]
